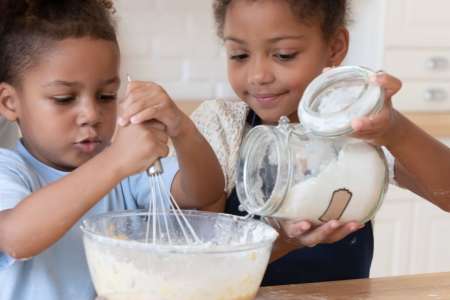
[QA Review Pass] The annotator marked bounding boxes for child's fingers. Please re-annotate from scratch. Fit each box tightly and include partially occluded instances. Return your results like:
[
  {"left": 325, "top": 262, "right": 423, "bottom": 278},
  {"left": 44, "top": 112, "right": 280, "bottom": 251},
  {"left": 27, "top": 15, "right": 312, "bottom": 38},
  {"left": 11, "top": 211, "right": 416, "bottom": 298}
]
[
  {"left": 297, "top": 220, "right": 342, "bottom": 247},
  {"left": 150, "top": 129, "right": 169, "bottom": 145},
  {"left": 139, "top": 122, "right": 168, "bottom": 145},
  {"left": 351, "top": 101, "right": 393, "bottom": 133},
  {"left": 371, "top": 72, "right": 402, "bottom": 99},
  {"left": 282, "top": 220, "right": 312, "bottom": 238},
  {"left": 351, "top": 115, "right": 384, "bottom": 134},
  {"left": 119, "top": 93, "right": 167, "bottom": 126},
  {"left": 125, "top": 80, "right": 159, "bottom": 97},
  {"left": 323, "top": 222, "right": 364, "bottom": 244},
  {"left": 149, "top": 143, "right": 170, "bottom": 161},
  {"left": 129, "top": 105, "right": 163, "bottom": 125},
  {"left": 142, "top": 120, "right": 166, "bottom": 131}
]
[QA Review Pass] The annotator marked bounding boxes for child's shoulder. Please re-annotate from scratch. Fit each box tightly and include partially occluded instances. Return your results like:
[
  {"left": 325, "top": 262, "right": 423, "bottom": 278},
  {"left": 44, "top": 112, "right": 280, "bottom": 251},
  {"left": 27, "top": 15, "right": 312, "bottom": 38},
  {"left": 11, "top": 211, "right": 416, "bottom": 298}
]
[
  {"left": 0, "top": 147, "right": 29, "bottom": 171},
  {"left": 0, "top": 147, "right": 39, "bottom": 186}
]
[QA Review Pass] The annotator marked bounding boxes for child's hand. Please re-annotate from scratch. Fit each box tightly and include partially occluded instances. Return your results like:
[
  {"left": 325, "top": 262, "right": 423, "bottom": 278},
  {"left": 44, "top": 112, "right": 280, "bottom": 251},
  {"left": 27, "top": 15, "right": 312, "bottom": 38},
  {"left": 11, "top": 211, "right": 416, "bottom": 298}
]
[
  {"left": 118, "top": 81, "right": 190, "bottom": 138},
  {"left": 110, "top": 120, "right": 169, "bottom": 177},
  {"left": 270, "top": 218, "right": 363, "bottom": 248},
  {"left": 351, "top": 72, "right": 403, "bottom": 146}
]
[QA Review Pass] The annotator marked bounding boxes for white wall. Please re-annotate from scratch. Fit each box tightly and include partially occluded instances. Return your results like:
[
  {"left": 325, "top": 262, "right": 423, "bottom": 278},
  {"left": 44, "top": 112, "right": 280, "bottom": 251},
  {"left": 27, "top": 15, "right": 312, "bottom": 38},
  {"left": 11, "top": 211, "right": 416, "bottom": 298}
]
[
  {"left": 115, "top": 0, "right": 384, "bottom": 101},
  {"left": 344, "top": 0, "right": 385, "bottom": 70},
  {"left": 114, "top": 0, "right": 233, "bottom": 101}
]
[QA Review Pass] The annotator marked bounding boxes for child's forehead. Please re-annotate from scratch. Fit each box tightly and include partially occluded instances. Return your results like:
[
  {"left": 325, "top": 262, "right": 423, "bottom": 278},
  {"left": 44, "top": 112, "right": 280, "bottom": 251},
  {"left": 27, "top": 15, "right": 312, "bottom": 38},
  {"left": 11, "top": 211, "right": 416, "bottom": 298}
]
[
  {"left": 21, "top": 38, "right": 120, "bottom": 86},
  {"left": 224, "top": 0, "right": 321, "bottom": 32}
]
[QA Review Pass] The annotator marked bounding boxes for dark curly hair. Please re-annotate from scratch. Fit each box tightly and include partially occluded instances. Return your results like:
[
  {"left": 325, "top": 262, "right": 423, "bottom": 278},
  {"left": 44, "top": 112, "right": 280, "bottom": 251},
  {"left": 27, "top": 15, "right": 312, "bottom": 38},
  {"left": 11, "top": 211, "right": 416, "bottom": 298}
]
[
  {"left": 213, "top": 0, "right": 349, "bottom": 40},
  {"left": 0, "top": 0, "right": 118, "bottom": 86}
]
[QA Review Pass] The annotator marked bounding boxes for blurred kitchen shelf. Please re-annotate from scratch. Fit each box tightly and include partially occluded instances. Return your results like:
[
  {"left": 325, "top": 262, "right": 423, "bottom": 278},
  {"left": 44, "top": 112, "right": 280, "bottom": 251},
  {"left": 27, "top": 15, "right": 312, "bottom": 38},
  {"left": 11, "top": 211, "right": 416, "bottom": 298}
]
[
  {"left": 176, "top": 100, "right": 201, "bottom": 116},
  {"left": 404, "top": 112, "right": 450, "bottom": 137}
]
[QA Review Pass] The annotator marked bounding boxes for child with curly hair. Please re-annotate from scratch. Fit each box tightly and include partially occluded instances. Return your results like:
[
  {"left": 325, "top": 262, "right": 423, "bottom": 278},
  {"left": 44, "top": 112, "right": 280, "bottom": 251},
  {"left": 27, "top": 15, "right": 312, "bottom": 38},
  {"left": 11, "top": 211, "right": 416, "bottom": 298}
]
[
  {"left": 0, "top": 1, "right": 224, "bottom": 299},
  {"left": 192, "top": 0, "right": 450, "bottom": 286}
]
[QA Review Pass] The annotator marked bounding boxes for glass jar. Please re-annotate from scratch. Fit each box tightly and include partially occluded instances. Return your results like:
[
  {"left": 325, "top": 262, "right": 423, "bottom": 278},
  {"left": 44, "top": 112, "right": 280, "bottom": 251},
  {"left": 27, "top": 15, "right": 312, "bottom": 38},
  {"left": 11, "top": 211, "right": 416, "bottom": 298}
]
[{"left": 236, "top": 66, "right": 389, "bottom": 224}]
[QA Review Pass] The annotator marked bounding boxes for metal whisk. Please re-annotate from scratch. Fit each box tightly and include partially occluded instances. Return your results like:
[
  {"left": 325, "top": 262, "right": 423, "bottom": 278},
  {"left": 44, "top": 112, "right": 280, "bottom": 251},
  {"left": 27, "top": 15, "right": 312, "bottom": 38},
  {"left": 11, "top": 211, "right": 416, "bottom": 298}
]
[{"left": 126, "top": 75, "right": 201, "bottom": 245}]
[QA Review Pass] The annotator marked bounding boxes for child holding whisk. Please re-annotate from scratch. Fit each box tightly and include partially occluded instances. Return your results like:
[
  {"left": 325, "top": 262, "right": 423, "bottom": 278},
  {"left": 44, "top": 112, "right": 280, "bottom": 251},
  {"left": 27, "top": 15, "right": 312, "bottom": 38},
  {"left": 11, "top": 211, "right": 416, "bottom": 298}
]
[
  {"left": 192, "top": 0, "right": 450, "bottom": 286},
  {"left": 0, "top": 1, "right": 224, "bottom": 299}
]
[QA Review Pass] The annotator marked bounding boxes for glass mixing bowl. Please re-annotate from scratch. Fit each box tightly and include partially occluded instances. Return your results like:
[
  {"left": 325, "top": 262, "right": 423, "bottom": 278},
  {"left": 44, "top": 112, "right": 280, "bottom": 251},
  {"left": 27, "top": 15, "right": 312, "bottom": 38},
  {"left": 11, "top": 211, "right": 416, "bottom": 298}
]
[{"left": 81, "top": 210, "right": 278, "bottom": 300}]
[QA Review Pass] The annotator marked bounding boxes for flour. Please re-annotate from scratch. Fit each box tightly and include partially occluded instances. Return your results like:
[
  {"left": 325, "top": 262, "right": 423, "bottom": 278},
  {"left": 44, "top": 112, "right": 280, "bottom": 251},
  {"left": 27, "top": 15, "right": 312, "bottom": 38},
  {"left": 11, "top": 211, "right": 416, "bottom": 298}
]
[
  {"left": 273, "top": 140, "right": 386, "bottom": 223},
  {"left": 300, "top": 82, "right": 381, "bottom": 136}
]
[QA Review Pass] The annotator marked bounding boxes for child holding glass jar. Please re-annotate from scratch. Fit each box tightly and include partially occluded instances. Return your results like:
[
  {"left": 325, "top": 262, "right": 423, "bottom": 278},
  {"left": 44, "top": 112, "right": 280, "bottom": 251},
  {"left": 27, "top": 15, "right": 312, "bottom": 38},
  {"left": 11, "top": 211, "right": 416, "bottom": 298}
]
[{"left": 191, "top": 0, "right": 450, "bottom": 286}]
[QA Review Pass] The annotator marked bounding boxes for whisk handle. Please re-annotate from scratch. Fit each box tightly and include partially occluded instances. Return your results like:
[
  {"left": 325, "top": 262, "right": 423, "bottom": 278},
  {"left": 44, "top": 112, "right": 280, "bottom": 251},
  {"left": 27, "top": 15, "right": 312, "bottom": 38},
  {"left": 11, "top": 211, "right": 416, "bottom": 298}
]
[{"left": 147, "top": 159, "right": 163, "bottom": 176}]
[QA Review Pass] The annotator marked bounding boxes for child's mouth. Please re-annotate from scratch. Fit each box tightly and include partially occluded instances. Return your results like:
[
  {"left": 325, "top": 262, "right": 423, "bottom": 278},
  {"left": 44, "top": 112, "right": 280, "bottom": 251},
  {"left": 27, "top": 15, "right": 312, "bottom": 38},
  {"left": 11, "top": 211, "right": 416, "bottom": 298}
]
[
  {"left": 251, "top": 92, "right": 286, "bottom": 107},
  {"left": 74, "top": 139, "right": 102, "bottom": 153}
]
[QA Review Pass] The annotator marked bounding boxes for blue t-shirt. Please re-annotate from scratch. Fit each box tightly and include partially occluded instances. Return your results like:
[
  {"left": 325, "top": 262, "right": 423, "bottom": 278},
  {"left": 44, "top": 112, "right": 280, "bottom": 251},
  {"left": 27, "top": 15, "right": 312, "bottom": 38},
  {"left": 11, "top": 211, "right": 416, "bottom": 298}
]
[{"left": 0, "top": 141, "right": 179, "bottom": 300}]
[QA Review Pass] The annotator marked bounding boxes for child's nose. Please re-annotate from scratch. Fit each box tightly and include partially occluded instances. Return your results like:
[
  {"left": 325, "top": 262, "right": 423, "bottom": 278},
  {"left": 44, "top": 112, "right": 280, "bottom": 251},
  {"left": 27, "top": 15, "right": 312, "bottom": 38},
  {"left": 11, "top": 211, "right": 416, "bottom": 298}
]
[
  {"left": 248, "top": 57, "right": 275, "bottom": 86},
  {"left": 77, "top": 99, "right": 101, "bottom": 126}
]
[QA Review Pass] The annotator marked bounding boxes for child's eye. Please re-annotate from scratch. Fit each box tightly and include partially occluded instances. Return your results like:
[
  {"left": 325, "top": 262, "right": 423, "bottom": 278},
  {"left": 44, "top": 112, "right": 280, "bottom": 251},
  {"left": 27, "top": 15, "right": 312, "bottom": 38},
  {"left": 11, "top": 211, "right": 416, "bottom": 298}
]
[
  {"left": 98, "top": 93, "right": 117, "bottom": 102},
  {"left": 274, "top": 52, "right": 298, "bottom": 61},
  {"left": 52, "top": 96, "right": 75, "bottom": 104},
  {"left": 229, "top": 53, "right": 249, "bottom": 61}
]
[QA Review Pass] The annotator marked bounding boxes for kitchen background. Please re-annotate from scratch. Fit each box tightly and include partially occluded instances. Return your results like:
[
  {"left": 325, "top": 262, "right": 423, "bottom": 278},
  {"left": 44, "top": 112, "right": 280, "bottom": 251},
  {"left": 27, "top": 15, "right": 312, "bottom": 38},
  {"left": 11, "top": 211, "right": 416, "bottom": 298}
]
[
  {"left": 114, "top": 0, "right": 384, "bottom": 101},
  {"left": 114, "top": 0, "right": 450, "bottom": 278}
]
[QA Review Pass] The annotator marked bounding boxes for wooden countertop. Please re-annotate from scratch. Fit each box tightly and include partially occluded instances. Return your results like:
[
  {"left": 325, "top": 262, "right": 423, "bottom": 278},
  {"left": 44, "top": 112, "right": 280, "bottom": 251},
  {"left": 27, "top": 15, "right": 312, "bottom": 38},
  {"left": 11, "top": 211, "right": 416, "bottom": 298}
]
[
  {"left": 256, "top": 272, "right": 450, "bottom": 299},
  {"left": 176, "top": 101, "right": 450, "bottom": 138}
]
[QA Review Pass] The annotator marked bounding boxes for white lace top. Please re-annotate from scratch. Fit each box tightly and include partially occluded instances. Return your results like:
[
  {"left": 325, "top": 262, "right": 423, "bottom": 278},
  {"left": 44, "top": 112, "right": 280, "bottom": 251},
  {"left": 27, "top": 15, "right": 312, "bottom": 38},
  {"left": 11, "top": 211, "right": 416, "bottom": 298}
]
[{"left": 191, "top": 99, "right": 396, "bottom": 196}]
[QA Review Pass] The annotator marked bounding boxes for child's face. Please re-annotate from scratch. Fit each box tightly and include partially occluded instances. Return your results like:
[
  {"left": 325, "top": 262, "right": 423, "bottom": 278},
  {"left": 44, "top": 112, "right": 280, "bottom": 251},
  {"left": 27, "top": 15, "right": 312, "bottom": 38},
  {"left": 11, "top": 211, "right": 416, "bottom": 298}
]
[
  {"left": 14, "top": 37, "right": 120, "bottom": 171},
  {"left": 223, "top": 0, "right": 348, "bottom": 124}
]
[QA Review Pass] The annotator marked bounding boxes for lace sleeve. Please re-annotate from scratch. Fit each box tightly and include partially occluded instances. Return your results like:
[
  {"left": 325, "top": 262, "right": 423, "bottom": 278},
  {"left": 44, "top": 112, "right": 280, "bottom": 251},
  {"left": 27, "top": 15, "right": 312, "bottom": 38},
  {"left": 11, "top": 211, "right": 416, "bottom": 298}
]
[
  {"left": 382, "top": 147, "right": 398, "bottom": 186},
  {"left": 191, "top": 99, "right": 248, "bottom": 195}
]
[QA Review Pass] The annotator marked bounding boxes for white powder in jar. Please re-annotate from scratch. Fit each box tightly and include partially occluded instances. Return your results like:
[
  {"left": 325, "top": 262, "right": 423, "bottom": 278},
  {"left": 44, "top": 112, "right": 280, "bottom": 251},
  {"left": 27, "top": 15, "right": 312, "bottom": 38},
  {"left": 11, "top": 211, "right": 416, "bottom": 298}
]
[
  {"left": 300, "top": 83, "right": 382, "bottom": 136},
  {"left": 273, "top": 141, "right": 386, "bottom": 223}
]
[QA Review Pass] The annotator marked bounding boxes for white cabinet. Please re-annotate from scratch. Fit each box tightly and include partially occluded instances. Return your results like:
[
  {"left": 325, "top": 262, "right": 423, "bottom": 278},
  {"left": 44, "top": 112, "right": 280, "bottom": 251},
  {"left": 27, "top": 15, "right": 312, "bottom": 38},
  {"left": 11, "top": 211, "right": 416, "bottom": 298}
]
[
  {"left": 370, "top": 186, "right": 414, "bottom": 277},
  {"left": 410, "top": 200, "right": 450, "bottom": 274},
  {"left": 383, "top": 0, "right": 450, "bottom": 112},
  {"left": 371, "top": 139, "right": 450, "bottom": 278},
  {"left": 384, "top": 0, "right": 450, "bottom": 48}
]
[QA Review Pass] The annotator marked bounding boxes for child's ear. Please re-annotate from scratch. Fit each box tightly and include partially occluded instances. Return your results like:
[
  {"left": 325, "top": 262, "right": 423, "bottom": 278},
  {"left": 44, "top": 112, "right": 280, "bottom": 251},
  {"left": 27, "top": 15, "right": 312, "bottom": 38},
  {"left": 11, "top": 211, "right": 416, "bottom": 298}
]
[
  {"left": 0, "top": 83, "right": 20, "bottom": 122},
  {"left": 328, "top": 27, "right": 350, "bottom": 66}
]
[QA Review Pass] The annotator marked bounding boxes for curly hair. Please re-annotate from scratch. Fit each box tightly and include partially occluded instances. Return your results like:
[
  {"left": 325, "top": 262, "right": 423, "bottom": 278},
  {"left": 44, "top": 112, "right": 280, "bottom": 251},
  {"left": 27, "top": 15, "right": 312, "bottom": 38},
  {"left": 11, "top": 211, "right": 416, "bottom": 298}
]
[
  {"left": 0, "top": 0, "right": 117, "bottom": 85},
  {"left": 213, "top": 0, "right": 349, "bottom": 40}
]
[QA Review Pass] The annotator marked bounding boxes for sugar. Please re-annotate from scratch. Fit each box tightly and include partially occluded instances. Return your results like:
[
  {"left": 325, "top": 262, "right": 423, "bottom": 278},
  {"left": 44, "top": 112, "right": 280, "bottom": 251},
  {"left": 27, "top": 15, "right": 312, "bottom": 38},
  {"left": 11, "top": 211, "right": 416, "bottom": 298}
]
[{"left": 273, "top": 140, "right": 386, "bottom": 223}]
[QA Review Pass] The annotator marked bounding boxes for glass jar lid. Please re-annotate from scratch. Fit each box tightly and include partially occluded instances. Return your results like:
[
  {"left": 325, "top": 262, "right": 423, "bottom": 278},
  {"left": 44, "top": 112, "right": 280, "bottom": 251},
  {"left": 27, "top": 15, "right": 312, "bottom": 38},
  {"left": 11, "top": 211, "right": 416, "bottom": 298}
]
[
  {"left": 236, "top": 117, "right": 294, "bottom": 216},
  {"left": 298, "top": 66, "right": 384, "bottom": 137}
]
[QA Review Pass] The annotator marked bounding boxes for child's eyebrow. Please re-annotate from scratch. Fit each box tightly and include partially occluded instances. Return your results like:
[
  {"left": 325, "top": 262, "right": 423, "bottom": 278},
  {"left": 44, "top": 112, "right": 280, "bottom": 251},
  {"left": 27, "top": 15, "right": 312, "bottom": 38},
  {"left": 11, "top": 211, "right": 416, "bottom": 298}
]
[
  {"left": 42, "top": 77, "right": 120, "bottom": 88},
  {"left": 43, "top": 80, "right": 81, "bottom": 88},
  {"left": 223, "top": 37, "right": 246, "bottom": 44},
  {"left": 102, "top": 77, "right": 120, "bottom": 86},
  {"left": 268, "top": 35, "right": 306, "bottom": 43},
  {"left": 224, "top": 35, "right": 306, "bottom": 45}
]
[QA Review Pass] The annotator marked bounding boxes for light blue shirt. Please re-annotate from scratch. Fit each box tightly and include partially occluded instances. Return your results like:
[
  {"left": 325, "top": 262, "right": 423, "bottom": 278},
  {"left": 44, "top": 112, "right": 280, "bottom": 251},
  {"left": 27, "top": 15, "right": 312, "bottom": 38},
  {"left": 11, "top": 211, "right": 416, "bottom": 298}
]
[{"left": 0, "top": 141, "right": 179, "bottom": 300}]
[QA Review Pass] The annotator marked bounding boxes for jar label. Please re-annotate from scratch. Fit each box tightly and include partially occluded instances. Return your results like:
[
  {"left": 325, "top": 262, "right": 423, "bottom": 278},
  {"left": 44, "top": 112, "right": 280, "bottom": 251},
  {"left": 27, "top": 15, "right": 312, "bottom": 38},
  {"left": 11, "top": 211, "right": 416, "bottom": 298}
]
[{"left": 319, "top": 188, "right": 353, "bottom": 222}]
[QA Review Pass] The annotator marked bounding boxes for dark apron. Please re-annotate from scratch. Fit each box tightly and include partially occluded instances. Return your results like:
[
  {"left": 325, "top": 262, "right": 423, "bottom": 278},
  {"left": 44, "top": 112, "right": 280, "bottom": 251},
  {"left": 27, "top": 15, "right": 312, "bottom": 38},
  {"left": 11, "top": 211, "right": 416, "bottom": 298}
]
[{"left": 225, "top": 110, "right": 374, "bottom": 286}]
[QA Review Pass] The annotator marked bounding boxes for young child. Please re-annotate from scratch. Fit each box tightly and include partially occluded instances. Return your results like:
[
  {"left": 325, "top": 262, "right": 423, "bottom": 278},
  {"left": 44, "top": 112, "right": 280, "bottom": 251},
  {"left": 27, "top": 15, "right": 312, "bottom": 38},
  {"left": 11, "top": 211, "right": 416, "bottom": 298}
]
[
  {"left": 0, "top": 1, "right": 224, "bottom": 299},
  {"left": 192, "top": 0, "right": 450, "bottom": 286}
]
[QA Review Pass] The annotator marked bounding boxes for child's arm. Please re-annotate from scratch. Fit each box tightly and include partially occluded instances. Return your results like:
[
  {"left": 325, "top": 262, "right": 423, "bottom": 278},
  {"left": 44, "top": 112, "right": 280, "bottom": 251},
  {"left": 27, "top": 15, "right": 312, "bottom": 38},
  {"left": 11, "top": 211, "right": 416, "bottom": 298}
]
[
  {"left": 352, "top": 73, "right": 450, "bottom": 211},
  {"left": 118, "top": 81, "right": 224, "bottom": 209},
  {"left": 0, "top": 123, "right": 168, "bottom": 259}
]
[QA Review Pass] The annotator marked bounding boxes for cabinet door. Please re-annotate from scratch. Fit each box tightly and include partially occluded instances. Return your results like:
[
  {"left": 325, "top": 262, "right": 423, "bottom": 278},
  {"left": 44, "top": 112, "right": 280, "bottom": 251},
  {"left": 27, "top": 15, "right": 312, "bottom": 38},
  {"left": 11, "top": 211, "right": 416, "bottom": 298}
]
[
  {"left": 385, "top": 0, "right": 450, "bottom": 47},
  {"left": 410, "top": 198, "right": 450, "bottom": 274},
  {"left": 371, "top": 186, "right": 414, "bottom": 277},
  {"left": 391, "top": 81, "right": 450, "bottom": 112}
]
